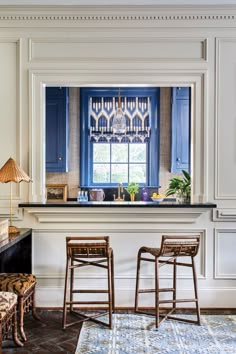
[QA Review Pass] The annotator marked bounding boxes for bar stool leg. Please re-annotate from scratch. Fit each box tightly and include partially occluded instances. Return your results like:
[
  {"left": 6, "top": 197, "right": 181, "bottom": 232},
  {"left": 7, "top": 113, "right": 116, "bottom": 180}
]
[
  {"left": 107, "top": 253, "right": 112, "bottom": 329},
  {"left": 111, "top": 250, "right": 115, "bottom": 312},
  {"left": 155, "top": 257, "right": 160, "bottom": 328},
  {"left": 70, "top": 258, "right": 74, "bottom": 313},
  {"left": 18, "top": 297, "right": 26, "bottom": 342},
  {"left": 173, "top": 258, "right": 177, "bottom": 311},
  {"left": 191, "top": 256, "right": 201, "bottom": 325},
  {"left": 12, "top": 308, "right": 24, "bottom": 347},
  {"left": 0, "top": 325, "right": 2, "bottom": 354},
  {"left": 134, "top": 250, "right": 142, "bottom": 312},
  {"left": 62, "top": 256, "right": 70, "bottom": 329},
  {"left": 32, "top": 287, "right": 40, "bottom": 321}
]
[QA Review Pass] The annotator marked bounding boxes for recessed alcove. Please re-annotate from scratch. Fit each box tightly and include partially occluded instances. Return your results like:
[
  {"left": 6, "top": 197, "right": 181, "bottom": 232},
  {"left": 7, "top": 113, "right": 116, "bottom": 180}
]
[{"left": 29, "top": 70, "right": 207, "bottom": 204}]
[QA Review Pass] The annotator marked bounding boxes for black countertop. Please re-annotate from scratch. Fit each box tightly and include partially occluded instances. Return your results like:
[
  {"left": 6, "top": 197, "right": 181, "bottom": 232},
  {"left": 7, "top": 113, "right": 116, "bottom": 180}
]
[
  {"left": 0, "top": 228, "right": 32, "bottom": 254},
  {"left": 19, "top": 201, "right": 217, "bottom": 208}
]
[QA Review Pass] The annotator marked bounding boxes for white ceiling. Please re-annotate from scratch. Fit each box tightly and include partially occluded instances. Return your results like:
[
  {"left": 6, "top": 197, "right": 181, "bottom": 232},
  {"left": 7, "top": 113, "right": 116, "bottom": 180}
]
[{"left": 0, "top": 0, "right": 236, "bottom": 5}]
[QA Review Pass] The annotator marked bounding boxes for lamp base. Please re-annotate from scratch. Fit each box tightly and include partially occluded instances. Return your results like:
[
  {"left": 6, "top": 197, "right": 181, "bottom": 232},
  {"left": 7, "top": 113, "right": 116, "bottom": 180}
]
[{"left": 9, "top": 225, "right": 20, "bottom": 235}]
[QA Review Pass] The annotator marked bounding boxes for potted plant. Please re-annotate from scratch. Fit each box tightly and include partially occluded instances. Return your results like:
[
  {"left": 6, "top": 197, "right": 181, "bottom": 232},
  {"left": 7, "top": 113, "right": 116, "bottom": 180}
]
[
  {"left": 165, "top": 170, "right": 191, "bottom": 203},
  {"left": 126, "top": 182, "right": 139, "bottom": 201}
]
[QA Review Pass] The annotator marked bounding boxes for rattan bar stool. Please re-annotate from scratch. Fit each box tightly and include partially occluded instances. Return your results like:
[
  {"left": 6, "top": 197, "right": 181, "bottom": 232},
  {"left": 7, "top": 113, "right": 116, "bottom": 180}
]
[
  {"left": 0, "top": 273, "right": 39, "bottom": 342},
  {"left": 135, "top": 235, "right": 201, "bottom": 328},
  {"left": 62, "top": 236, "right": 115, "bottom": 329},
  {"left": 0, "top": 291, "right": 23, "bottom": 351}
]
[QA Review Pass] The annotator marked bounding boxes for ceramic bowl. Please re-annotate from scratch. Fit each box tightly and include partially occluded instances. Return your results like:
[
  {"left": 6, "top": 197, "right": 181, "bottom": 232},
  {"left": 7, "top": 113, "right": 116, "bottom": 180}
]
[{"left": 151, "top": 197, "right": 164, "bottom": 203}]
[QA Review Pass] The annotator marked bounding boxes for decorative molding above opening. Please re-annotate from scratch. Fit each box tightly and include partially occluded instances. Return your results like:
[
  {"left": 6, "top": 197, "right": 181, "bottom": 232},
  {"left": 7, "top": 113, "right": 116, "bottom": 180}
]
[
  {"left": 0, "top": 14, "right": 236, "bottom": 22},
  {"left": 0, "top": 5, "right": 236, "bottom": 23},
  {"left": 23, "top": 207, "right": 210, "bottom": 224}
]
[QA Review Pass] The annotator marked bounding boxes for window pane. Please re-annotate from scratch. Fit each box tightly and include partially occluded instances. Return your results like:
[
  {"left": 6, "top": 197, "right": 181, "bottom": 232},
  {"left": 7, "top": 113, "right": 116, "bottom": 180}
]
[
  {"left": 93, "top": 144, "right": 110, "bottom": 163},
  {"left": 111, "top": 164, "right": 128, "bottom": 183},
  {"left": 129, "top": 164, "right": 146, "bottom": 183},
  {"left": 130, "top": 144, "right": 146, "bottom": 162},
  {"left": 111, "top": 144, "right": 128, "bottom": 162},
  {"left": 93, "top": 164, "right": 110, "bottom": 183}
]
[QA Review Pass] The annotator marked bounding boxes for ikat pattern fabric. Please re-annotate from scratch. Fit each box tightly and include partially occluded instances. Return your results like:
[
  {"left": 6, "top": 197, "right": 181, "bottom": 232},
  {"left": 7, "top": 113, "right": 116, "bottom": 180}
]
[
  {"left": 0, "top": 273, "right": 36, "bottom": 295},
  {"left": 76, "top": 314, "right": 236, "bottom": 354},
  {"left": 0, "top": 291, "right": 17, "bottom": 320}
]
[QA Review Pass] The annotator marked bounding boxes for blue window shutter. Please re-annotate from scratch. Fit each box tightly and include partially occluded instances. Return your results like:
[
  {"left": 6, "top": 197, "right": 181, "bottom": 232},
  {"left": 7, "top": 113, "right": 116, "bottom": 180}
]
[
  {"left": 171, "top": 87, "right": 190, "bottom": 173},
  {"left": 46, "top": 87, "right": 69, "bottom": 172}
]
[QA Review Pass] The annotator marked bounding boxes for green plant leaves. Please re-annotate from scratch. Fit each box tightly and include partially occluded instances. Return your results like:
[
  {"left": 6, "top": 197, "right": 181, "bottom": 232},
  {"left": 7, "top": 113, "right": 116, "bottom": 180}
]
[
  {"left": 126, "top": 182, "right": 139, "bottom": 194},
  {"left": 165, "top": 170, "right": 191, "bottom": 198}
]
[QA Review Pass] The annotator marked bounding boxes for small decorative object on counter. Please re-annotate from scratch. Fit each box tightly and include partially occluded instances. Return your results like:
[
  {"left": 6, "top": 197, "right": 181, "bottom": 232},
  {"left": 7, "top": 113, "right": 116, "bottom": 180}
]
[
  {"left": 77, "top": 190, "right": 88, "bottom": 202},
  {"left": 165, "top": 170, "right": 191, "bottom": 203},
  {"left": 141, "top": 185, "right": 149, "bottom": 201},
  {"left": 126, "top": 182, "right": 139, "bottom": 202},
  {"left": 89, "top": 189, "right": 105, "bottom": 201},
  {"left": 151, "top": 192, "right": 165, "bottom": 203}
]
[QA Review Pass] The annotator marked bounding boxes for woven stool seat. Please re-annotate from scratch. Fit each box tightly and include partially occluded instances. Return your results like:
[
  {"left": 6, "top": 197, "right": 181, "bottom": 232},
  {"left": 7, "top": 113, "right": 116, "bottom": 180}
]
[
  {"left": 62, "top": 236, "right": 115, "bottom": 329},
  {"left": 135, "top": 235, "right": 201, "bottom": 328},
  {"left": 0, "top": 291, "right": 23, "bottom": 349},
  {"left": 139, "top": 247, "right": 161, "bottom": 257},
  {"left": 69, "top": 243, "right": 108, "bottom": 258},
  {"left": 0, "top": 273, "right": 39, "bottom": 342}
]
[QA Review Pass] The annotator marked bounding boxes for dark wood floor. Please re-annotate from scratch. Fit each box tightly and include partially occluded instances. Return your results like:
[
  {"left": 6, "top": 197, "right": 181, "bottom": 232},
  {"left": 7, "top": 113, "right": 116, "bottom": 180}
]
[
  {"left": 3, "top": 308, "right": 236, "bottom": 353},
  {"left": 3, "top": 310, "right": 82, "bottom": 354}
]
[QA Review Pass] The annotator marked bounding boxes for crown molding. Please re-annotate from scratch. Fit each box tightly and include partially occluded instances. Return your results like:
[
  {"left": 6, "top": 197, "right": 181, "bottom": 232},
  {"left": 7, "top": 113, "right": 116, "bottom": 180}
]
[{"left": 0, "top": 5, "right": 236, "bottom": 22}]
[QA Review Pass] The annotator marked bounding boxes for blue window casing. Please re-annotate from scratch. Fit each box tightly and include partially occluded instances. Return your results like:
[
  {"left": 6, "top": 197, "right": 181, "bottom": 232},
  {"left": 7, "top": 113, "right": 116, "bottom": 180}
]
[{"left": 80, "top": 87, "right": 160, "bottom": 187}]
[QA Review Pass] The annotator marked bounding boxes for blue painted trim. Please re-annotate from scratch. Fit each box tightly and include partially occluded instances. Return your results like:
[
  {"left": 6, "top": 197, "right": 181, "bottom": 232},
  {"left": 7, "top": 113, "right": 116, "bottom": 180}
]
[
  {"left": 46, "top": 87, "right": 69, "bottom": 172},
  {"left": 80, "top": 87, "right": 160, "bottom": 187},
  {"left": 171, "top": 87, "right": 190, "bottom": 173}
]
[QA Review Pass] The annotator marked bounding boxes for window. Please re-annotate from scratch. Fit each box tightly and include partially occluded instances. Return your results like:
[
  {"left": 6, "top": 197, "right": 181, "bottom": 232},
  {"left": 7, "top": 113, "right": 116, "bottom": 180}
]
[
  {"left": 93, "top": 143, "right": 147, "bottom": 184},
  {"left": 80, "top": 88, "right": 160, "bottom": 187}
]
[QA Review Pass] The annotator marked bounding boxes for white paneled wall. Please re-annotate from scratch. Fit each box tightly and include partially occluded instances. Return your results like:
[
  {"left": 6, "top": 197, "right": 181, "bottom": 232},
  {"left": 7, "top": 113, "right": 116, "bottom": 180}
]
[{"left": 0, "top": 5, "right": 235, "bottom": 308}]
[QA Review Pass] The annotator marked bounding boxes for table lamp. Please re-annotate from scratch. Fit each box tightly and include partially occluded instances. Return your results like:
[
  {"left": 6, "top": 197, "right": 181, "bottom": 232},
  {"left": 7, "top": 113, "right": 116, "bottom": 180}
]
[{"left": 0, "top": 157, "right": 32, "bottom": 234}]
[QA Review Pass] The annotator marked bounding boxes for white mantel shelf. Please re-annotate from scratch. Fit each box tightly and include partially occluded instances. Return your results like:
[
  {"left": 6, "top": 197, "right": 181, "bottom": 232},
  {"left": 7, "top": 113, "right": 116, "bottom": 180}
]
[{"left": 19, "top": 202, "right": 216, "bottom": 224}]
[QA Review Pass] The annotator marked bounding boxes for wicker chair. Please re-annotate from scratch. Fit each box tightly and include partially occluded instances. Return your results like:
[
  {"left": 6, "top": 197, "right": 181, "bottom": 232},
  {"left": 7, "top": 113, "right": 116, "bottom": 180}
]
[
  {"left": 0, "top": 273, "right": 39, "bottom": 342},
  {"left": 135, "top": 235, "right": 201, "bottom": 327},
  {"left": 0, "top": 291, "right": 23, "bottom": 350},
  {"left": 62, "top": 236, "right": 115, "bottom": 329}
]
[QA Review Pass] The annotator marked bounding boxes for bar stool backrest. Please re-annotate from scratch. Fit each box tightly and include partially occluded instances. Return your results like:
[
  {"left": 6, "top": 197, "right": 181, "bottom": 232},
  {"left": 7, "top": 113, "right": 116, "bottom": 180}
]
[
  {"left": 159, "top": 235, "right": 200, "bottom": 258},
  {"left": 66, "top": 236, "right": 110, "bottom": 258}
]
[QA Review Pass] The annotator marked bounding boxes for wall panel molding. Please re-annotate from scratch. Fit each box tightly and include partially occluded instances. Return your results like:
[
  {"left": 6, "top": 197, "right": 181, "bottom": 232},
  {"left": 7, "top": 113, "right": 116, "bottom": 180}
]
[
  {"left": 215, "top": 38, "right": 236, "bottom": 200},
  {"left": 214, "top": 228, "right": 236, "bottom": 279},
  {"left": 33, "top": 227, "right": 207, "bottom": 286},
  {"left": 29, "top": 37, "right": 207, "bottom": 63},
  {"left": 0, "top": 38, "right": 23, "bottom": 205},
  {"left": 213, "top": 208, "right": 236, "bottom": 221}
]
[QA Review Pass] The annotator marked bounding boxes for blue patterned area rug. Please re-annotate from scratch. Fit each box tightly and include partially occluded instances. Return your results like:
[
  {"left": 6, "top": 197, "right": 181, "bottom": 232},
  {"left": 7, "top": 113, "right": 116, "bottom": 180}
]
[{"left": 76, "top": 313, "right": 236, "bottom": 354}]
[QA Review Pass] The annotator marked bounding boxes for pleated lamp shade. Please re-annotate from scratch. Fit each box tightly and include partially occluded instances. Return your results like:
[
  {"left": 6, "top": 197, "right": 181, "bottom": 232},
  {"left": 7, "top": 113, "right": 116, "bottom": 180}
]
[
  {"left": 0, "top": 157, "right": 32, "bottom": 234},
  {"left": 0, "top": 157, "right": 31, "bottom": 183}
]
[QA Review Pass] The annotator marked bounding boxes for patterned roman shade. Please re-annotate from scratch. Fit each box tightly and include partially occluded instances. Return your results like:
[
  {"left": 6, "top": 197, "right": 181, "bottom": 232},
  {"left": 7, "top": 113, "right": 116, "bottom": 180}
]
[{"left": 89, "top": 96, "right": 150, "bottom": 143}]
